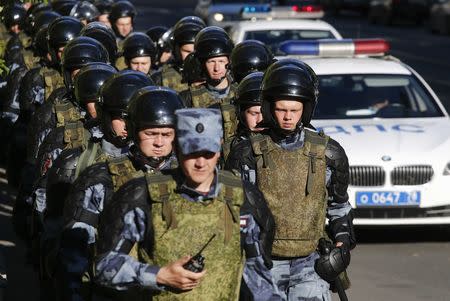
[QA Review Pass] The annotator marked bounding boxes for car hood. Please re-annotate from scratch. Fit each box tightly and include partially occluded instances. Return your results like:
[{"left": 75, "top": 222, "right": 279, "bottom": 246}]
[{"left": 313, "top": 117, "right": 450, "bottom": 164}]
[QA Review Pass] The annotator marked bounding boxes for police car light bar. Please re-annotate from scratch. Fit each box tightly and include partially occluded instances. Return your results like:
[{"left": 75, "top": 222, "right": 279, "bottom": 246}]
[
  {"left": 292, "top": 4, "right": 323, "bottom": 12},
  {"left": 241, "top": 4, "right": 272, "bottom": 20},
  {"left": 278, "top": 39, "right": 390, "bottom": 57}
]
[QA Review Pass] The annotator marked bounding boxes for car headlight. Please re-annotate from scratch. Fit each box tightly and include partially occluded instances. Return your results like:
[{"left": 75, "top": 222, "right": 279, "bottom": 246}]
[
  {"left": 444, "top": 162, "right": 450, "bottom": 175},
  {"left": 213, "top": 13, "right": 224, "bottom": 22}
]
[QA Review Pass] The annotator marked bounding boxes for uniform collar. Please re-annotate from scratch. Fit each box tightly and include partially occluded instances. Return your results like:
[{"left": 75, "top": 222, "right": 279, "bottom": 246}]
[{"left": 177, "top": 167, "right": 220, "bottom": 202}]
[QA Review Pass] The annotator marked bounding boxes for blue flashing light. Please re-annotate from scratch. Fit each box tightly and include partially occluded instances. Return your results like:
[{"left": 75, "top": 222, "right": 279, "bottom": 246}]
[
  {"left": 279, "top": 40, "right": 320, "bottom": 56},
  {"left": 242, "top": 4, "right": 271, "bottom": 14}
]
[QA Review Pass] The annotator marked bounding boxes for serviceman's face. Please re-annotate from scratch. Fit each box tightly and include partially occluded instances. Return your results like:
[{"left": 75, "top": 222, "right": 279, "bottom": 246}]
[
  {"left": 98, "top": 14, "right": 111, "bottom": 28},
  {"left": 111, "top": 118, "right": 127, "bottom": 137},
  {"left": 244, "top": 105, "right": 263, "bottom": 132},
  {"left": 179, "top": 43, "right": 194, "bottom": 61},
  {"left": 205, "top": 56, "right": 228, "bottom": 81},
  {"left": 57, "top": 47, "right": 65, "bottom": 61},
  {"left": 129, "top": 56, "right": 151, "bottom": 74},
  {"left": 115, "top": 17, "right": 133, "bottom": 37},
  {"left": 86, "top": 102, "right": 97, "bottom": 118},
  {"left": 180, "top": 151, "right": 220, "bottom": 186},
  {"left": 138, "top": 127, "right": 175, "bottom": 158},
  {"left": 10, "top": 24, "right": 20, "bottom": 34},
  {"left": 273, "top": 100, "right": 303, "bottom": 131},
  {"left": 160, "top": 51, "right": 172, "bottom": 64}
]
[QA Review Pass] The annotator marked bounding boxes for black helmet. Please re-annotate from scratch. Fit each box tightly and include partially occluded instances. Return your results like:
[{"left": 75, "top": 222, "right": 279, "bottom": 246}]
[
  {"left": 229, "top": 40, "right": 273, "bottom": 83},
  {"left": 261, "top": 58, "right": 318, "bottom": 127},
  {"left": 182, "top": 52, "right": 205, "bottom": 85},
  {"left": 61, "top": 36, "right": 110, "bottom": 90},
  {"left": 172, "top": 16, "right": 205, "bottom": 64},
  {"left": 2, "top": 3, "right": 27, "bottom": 29},
  {"left": 74, "top": 62, "right": 117, "bottom": 106},
  {"left": 235, "top": 71, "right": 264, "bottom": 131},
  {"left": 33, "top": 10, "right": 62, "bottom": 35},
  {"left": 173, "top": 16, "right": 205, "bottom": 46},
  {"left": 122, "top": 32, "right": 156, "bottom": 63},
  {"left": 127, "top": 86, "right": 184, "bottom": 140},
  {"left": 52, "top": 0, "right": 78, "bottom": 16},
  {"left": 108, "top": 0, "right": 136, "bottom": 22},
  {"left": 146, "top": 26, "right": 168, "bottom": 44},
  {"left": 24, "top": 3, "right": 51, "bottom": 34},
  {"left": 33, "top": 25, "right": 50, "bottom": 58},
  {"left": 47, "top": 16, "right": 83, "bottom": 63},
  {"left": 98, "top": 70, "right": 153, "bottom": 146},
  {"left": 235, "top": 71, "right": 263, "bottom": 109},
  {"left": 81, "top": 21, "right": 118, "bottom": 63},
  {"left": 70, "top": 1, "right": 100, "bottom": 23},
  {"left": 194, "top": 26, "right": 233, "bottom": 61},
  {"left": 159, "top": 27, "right": 174, "bottom": 52},
  {"left": 94, "top": 0, "right": 115, "bottom": 14}
]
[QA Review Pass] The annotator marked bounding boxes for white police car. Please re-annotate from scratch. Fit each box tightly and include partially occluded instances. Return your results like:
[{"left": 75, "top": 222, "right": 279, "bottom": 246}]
[
  {"left": 229, "top": 19, "right": 342, "bottom": 53},
  {"left": 281, "top": 39, "right": 450, "bottom": 226}
]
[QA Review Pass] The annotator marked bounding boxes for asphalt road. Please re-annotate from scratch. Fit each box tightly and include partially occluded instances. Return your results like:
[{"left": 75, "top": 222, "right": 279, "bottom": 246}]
[{"left": 1, "top": 1, "right": 449, "bottom": 300}]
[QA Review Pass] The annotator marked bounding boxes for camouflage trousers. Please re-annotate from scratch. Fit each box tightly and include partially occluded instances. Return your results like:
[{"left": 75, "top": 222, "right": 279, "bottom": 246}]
[{"left": 271, "top": 252, "right": 331, "bottom": 301}]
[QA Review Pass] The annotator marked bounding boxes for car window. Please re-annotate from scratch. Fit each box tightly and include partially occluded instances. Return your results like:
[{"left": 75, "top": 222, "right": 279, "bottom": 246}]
[
  {"left": 244, "top": 30, "right": 336, "bottom": 53},
  {"left": 314, "top": 74, "right": 444, "bottom": 119}
]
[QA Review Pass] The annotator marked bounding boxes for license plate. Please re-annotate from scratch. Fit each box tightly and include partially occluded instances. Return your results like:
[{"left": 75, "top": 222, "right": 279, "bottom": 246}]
[{"left": 356, "top": 191, "right": 421, "bottom": 207}]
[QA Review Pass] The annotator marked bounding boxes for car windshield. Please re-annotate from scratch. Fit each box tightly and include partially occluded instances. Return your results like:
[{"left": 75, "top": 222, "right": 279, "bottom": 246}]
[
  {"left": 244, "top": 30, "right": 336, "bottom": 53},
  {"left": 314, "top": 74, "right": 444, "bottom": 119}
]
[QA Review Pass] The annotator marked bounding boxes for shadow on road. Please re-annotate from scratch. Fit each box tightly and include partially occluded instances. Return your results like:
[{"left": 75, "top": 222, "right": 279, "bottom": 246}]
[{"left": 355, "top": 226, "right": 450, "bottom": 244}]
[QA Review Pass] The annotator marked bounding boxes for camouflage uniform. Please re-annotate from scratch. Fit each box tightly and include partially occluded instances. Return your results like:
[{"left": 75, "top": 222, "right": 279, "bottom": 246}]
[
  {"left": 179, "top": 80, "right": 239, "bottom": 155},
  {"left": 226, "top": 129, "right": 355, "bottom": 300},
  {"left": 94, "top": 109, "right": 277, "bottom": 300},
  {"left": 56, "top": 146, "right": 177, "bottom": 301}
]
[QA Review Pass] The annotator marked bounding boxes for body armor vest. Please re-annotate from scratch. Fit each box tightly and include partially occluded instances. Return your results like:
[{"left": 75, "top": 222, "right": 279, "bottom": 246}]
[
  {"left": 251, "top": 130, "right": 329, "bottom": 257},
  {"left": 161, "top": 64, "right": 188, "bottom": 92},
  {"left": 107, "top": 156, "right": 144, "bottom": 192},
  {"left": 190, "top": 83, "right": 238, "bottom": 146},
  {"left": 136, "top": 170, "right": 244, "bottom": 300},
  {"left": 39, "top": 66, "right": 64, "bottom": 100},
  {"left": 23, "top": 48, "right": 38, "bottom": 69}
]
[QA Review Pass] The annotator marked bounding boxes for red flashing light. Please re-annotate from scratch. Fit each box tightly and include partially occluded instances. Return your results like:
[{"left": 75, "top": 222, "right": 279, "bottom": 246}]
[
  {"left": 354, "top": 39, "right": 390, "bottom": 55},
  {"left": 292, "top": 4, "right": 323, "bottom": 12}
]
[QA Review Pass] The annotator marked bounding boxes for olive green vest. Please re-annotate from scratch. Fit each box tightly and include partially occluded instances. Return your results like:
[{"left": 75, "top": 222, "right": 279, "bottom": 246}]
[
  {"left": 74, "top": 140, "right": 109, "bottom": 179},
  {"left": 23, "top": 48, "right": 39, "bottom": 69},
  {"left": 161, "top": 64, "right": 188, "bottom": 92},
  {"left": 106, "top": 156, "right": 144, "bottom": 192},
  {"left": 132, "top": 171, "right": 244, "bottom": 300},
  {"left": 190, "top": 83, "right": 238, "bottom": 146},
  {"left": 39, "top": 66, "right": 64, "bottom": 101},
  {"left": 251, "top": 130, "right": 329, "bottom": 257}
]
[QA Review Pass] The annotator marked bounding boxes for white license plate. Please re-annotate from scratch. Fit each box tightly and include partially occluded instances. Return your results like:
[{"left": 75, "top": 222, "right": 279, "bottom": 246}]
[{"left": 356, "top": 191, "right": 421, "bottom": 207}]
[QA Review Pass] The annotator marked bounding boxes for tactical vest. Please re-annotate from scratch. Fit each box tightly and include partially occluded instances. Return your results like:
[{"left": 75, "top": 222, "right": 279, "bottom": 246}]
[
  {"left": 107, "top": 156, "right": 144, "bottom": 192},
  {"left": 39, "top": 66, "right": 64, "bottom": 100},
  {"left": 115, "top": 56, "right": 127, "bottom": 71},
  {"left": 161, "top": 64, "right": 188, "bottom": 92},
  {"left": 135, "top": 170, "right": 244, "bottom": 300},
  {"left": 74, "top": 140, "right": 109, "bottom": 179},
  {"left": 251, "top": 130, "right": 329, "bottom": 257},
  {"left": 190, "top": 83, "right": 238, "bottom": 146},
  {"left": 23, "top": 48, "right": 38, "bottom": 69}
]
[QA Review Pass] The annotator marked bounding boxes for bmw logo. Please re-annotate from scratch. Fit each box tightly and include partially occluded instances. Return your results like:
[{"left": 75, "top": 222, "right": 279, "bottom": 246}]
[{"left": 381, "top": 155, "right": 391, "bottom": 162}]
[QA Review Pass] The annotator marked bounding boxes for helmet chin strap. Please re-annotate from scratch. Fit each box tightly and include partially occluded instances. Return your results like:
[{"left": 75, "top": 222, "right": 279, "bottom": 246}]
[{"left": 206, "top": 75, "right": 226, "bottom": 87}]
